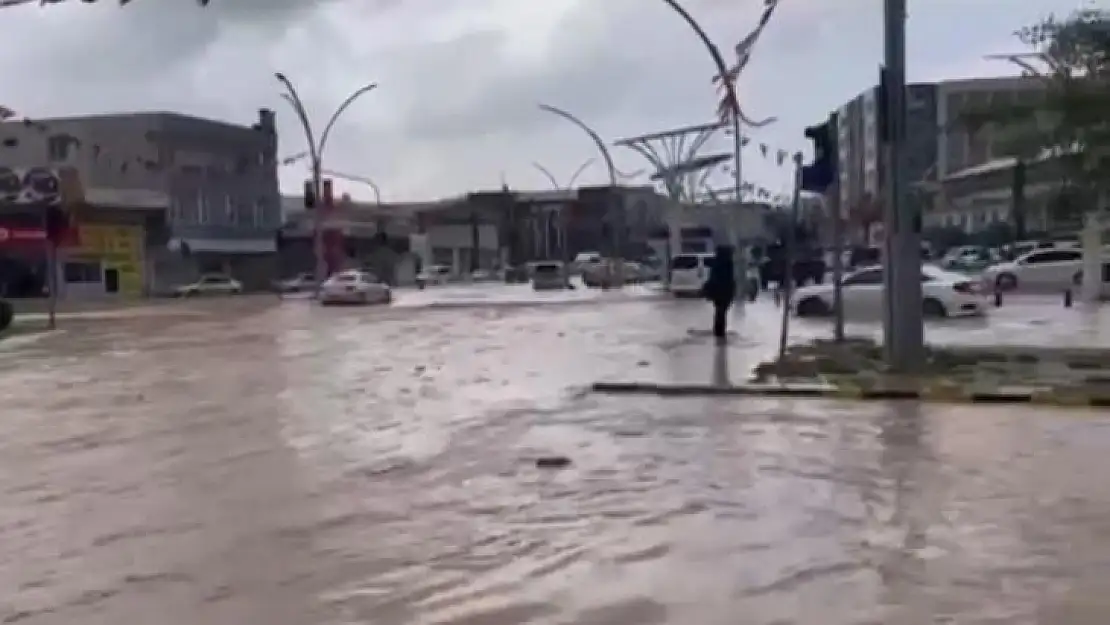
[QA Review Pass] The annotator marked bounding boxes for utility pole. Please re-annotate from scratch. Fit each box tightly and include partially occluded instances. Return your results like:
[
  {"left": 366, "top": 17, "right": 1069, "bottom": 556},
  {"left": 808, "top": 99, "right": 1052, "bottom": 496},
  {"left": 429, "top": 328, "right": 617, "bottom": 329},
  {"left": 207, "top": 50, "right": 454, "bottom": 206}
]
[
  {"left": 881, "top": 0, "right": 924, "bottom": 371},
  {"left": 778, "top": 152, "right": 804, "bottom": 361},
  {"left": 830, "top": 181, "right": 845, "bottom": 343}
]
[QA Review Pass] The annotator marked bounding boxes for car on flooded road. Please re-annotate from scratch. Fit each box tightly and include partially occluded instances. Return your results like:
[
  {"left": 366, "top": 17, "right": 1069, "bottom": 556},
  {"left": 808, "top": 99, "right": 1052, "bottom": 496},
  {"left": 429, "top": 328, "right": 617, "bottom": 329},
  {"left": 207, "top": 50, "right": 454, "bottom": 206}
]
[{"left": 319, "top": 270, "right": 392, "bottom": 306}]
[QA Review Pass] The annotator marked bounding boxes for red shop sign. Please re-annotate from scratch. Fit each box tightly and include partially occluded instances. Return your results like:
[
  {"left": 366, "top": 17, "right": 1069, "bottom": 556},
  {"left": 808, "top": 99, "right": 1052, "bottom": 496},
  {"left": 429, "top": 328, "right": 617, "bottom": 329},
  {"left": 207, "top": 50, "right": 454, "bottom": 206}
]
[{"left": 0, "top": 226, "right": 47, "bottom": 244}]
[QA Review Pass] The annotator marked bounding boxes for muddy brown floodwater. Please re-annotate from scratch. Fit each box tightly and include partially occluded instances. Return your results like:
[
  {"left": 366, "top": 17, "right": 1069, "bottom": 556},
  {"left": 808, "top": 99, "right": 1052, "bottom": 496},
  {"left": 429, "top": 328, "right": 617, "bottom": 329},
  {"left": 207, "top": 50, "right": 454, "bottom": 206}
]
[{"left": 2, "top": 296, "right": 1110, "bottom": 624}]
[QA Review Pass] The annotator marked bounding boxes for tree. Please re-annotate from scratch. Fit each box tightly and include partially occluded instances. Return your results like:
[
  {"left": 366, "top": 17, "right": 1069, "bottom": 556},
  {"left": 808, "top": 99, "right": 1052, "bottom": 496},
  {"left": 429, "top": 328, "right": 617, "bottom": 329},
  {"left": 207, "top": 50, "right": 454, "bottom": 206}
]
[{"left": 964, "top": 9, "right": 1110, "bottom": 226}]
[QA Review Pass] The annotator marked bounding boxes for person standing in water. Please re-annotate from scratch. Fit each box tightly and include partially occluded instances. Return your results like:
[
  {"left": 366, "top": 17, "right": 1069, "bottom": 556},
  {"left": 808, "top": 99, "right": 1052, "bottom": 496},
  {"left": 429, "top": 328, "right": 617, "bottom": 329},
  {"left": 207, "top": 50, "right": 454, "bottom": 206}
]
[{"left": 702, "top": 246, "right": 737, "bottom": 339}]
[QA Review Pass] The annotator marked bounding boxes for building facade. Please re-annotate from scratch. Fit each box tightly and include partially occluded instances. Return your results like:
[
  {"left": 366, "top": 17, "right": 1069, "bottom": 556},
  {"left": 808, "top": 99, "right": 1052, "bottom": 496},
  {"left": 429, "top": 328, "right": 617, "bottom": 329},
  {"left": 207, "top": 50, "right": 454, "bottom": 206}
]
[
  {"left": 0, "top": 109, "right": 282, "bottom": 292},
  {"left": 826, "top": 76, "right": 1045, "bottom": 243}
]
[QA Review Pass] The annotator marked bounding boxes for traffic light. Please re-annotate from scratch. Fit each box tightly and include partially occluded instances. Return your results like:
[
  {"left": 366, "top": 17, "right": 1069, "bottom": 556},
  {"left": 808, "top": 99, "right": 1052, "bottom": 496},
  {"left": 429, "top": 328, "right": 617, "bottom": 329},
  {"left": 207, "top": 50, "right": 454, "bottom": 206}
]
[{"left": 801, "top": 112, "right": 838, "bottom": 193}]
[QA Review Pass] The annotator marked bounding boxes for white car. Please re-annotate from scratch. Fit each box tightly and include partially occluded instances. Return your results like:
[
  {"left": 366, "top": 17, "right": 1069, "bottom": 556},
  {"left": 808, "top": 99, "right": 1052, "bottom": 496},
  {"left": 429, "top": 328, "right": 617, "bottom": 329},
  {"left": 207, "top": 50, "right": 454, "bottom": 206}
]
[
  {"left": 793, "top": 264, "right": 986, "bottom": 319},
  {"left": 275, "top": 272, "right": 317, "bottom": 293},
  {"left": 415, "top": 265, "right": 452, "bottom": 288},
  {"left": 669, "top": 253, "right": 713, "bottom": 297},
  {"left": 319, "top": 270, "right": 392, "bottom": 305},
  {"left": 175, "top": 274, "right": 242, "bottom": 297},
  {"left": 982, "top": 247, "right": 1094, "bottom": 292},
  {"left": 531, "top": 261, "right": 570, "bottom": 290},
  {"left": 572, "top": 251, "right": 604, "bottom": 275}
]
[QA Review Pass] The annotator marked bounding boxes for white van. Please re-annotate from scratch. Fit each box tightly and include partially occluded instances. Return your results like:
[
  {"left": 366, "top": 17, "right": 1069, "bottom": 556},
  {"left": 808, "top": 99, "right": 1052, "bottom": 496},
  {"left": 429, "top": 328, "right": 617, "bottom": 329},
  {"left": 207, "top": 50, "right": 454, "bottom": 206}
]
[{"left": 670, "top": 253, "right": 713, "bottom": 297}]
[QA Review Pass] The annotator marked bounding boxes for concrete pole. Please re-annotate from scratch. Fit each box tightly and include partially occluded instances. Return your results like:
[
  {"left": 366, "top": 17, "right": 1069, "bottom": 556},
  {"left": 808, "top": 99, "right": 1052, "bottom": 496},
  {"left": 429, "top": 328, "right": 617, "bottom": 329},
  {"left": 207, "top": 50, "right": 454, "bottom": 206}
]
[
  {"left": 883, "top": 0, "right": 924, "bottom": 371},
  {"left": 830, "top": 181, "right": 845, "bottom": 342}
]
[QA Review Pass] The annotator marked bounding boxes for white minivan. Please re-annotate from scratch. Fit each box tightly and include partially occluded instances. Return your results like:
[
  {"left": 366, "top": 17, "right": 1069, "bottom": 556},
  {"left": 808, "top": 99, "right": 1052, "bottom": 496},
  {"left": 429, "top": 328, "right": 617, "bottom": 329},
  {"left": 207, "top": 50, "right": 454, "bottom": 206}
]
[{"left": 670, "top": 253, "right": 713, "bottom": 297}]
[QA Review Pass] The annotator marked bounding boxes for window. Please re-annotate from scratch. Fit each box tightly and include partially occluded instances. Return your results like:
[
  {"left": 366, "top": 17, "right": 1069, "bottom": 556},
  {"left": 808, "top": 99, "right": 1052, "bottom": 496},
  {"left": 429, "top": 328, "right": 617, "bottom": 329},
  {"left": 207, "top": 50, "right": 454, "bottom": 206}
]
[
  {"left": 253, "top": 199, "right": 266, "bottom": 227},
  {"left": 225, "top": 195, "right": 236, "bottom": 225},
  {"left": 47, "top": 135, "right": 70, "bottom": 161},
  {"left": 63, "top": 262, "right": 100, "bottom": 283},
  {"left": 200, "top": 275, "right": 229, "bottom": 284},
  {"left": 1024, "top": 250, "right": 1080, "bottom": 264},
  {"left": 843, "top": 268, "right": 883, "bottom": 286}
]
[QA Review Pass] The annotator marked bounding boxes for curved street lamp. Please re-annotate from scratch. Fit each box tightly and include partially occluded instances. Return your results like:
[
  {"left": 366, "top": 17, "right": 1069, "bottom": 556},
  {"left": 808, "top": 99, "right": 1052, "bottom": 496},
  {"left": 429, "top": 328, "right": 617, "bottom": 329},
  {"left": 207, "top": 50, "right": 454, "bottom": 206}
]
[
  {"left": 531, "top": 158, "right": 595, "bottom": 191},
  {"left": 655, "top": 0, "right": 777, "bottom": 301},
  {"left": 537, "top": 103, "right": 625, "bottom": 287},
  {"left": 274, "top": 72, "right": 378, "bottom": 283}
]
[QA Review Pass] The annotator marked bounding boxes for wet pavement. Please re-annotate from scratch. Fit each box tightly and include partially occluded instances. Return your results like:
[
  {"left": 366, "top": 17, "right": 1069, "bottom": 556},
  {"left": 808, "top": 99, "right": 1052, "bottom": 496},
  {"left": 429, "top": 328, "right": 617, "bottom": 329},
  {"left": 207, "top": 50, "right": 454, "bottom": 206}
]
[{"left": 3, "top": 291, "right": 1110, "bottom": 624}]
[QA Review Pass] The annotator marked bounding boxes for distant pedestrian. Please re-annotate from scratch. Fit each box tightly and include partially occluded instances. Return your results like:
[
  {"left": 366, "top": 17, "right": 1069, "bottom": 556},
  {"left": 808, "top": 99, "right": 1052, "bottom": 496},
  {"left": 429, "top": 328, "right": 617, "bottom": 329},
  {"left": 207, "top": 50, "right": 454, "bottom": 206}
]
[{"left": 702, "top": 246, "right": 737, "bottom": 340}]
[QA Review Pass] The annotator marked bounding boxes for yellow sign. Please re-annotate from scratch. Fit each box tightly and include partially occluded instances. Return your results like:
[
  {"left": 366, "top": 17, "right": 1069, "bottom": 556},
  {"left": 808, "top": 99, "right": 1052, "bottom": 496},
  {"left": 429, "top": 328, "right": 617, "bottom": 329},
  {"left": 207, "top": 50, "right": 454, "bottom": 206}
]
[{"left": 71, "top": 224, "right": 144, "bottom": 296}]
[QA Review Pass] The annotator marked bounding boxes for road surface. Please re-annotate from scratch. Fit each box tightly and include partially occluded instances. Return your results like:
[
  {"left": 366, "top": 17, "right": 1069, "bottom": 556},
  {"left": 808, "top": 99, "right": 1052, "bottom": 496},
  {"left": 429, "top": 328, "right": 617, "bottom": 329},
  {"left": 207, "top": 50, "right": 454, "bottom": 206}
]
[{"left": 2, "top": 292, "right": 1110, "bottom": 624}]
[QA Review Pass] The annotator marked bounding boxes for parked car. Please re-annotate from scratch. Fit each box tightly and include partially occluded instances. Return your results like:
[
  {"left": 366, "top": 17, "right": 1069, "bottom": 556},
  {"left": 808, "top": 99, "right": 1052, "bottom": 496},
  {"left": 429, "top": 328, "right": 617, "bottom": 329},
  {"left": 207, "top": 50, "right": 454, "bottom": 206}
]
[
  {"left": 759, "top": 253, "right": 827, "bottom": 289},
  {"left": 582, "top": 259, "right": 633, "bottom": 288},
  {"left": 415, "top": 265, "right": 452, "bottom": 289},
  {"left": 319, "top": 270, "right": 392, "bottom": 305},
  {"left": 531, "top": 261, "right": 570, "bottom": 290},
  {"left": 981, "top": 247, "right": 1110, "bottom": 292},
  {"left": 572, "top": 251, "right": 604, "bottom": 275},
  {"left": 275, "top": 272, "right": 317, "bottom": 293},
  {"left": 793, "top": 264, "right": 985, "bottom": 319},
  {"left": 174, "top": 274, "right": 242, "bottom": 297},
  {"left": 940, "top": 246, "right": 999, "bottom": 274}
]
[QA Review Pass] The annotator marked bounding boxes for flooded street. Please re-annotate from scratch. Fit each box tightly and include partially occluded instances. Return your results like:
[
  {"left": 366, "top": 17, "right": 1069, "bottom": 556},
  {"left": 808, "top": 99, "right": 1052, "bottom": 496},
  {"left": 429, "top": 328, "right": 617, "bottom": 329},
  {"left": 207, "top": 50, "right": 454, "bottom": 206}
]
[{"left": 3, "top": 293, "right": 1110, "bottom": 624}]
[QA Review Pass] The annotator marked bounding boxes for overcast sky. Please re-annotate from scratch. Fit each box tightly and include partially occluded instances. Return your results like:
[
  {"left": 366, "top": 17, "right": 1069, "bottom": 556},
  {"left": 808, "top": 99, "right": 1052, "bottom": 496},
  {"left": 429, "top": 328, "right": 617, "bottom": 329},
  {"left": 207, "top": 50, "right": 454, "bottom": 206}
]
[{"left": 0, "top": 0, "right": 1086, "bottom": 202}]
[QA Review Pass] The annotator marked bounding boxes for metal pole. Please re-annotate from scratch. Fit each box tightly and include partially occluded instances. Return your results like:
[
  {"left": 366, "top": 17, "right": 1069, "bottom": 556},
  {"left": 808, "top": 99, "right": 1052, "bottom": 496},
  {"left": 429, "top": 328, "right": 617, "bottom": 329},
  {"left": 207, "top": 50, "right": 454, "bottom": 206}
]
[
  {"left": 41, "top": 207, "right": 56, "bottom": 330},
  {"left": 778, "top": 153, "right": 804, "bottom": 361},
  {"left": 275, "top": 74, "right": 377, "bottom": 288},
  {"left": 883, "top": 0, "right": 923, "bottom": 371},
  {"left": 830, "top": 180, "right": 845, "bottom": 342},
  {"left": 731, "top": 113, "right": 747, "bottom": 310},
  {"left": 537, "top": 104, "right": 621, "bottom": 287}
]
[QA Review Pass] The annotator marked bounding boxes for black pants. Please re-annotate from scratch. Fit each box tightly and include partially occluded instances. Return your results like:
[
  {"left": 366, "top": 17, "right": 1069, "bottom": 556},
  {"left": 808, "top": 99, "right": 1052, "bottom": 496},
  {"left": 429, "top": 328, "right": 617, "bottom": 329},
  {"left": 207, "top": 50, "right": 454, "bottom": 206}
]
[{"left": 712, "top": 301, "right": 731, "bottom": 337}]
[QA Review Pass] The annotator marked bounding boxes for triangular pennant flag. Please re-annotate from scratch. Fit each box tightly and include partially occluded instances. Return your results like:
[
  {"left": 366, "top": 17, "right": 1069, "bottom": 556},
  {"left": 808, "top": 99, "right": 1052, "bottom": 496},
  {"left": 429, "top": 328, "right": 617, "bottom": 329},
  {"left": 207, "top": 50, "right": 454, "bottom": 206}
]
[
  {"left": 760, "top": 144, "right": 768, "bottom": 157},
  {"left": 776, "top": 150, "right": 787, "bottom": 166}
]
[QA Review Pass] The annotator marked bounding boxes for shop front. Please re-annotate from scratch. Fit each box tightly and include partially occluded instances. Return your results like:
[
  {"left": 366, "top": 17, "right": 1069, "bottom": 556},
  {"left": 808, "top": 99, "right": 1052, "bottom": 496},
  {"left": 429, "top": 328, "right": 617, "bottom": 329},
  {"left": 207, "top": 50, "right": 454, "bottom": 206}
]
[{"left": 59, "top": 223, "right": 145, "bottom": 298}]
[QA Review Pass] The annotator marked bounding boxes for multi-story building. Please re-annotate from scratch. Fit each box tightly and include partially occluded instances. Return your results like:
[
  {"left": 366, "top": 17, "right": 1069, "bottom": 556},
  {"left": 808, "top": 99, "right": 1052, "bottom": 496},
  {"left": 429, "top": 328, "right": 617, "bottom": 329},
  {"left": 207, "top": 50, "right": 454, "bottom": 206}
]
[
  {"left": 826, "top": 76, "right": 1045, "bottom": 243},
  {"left": 833, "top": 82, "right": 938, "bottom": 244},
  {"left": 0, "top": 109, "right": 281, "bottom": 293}
]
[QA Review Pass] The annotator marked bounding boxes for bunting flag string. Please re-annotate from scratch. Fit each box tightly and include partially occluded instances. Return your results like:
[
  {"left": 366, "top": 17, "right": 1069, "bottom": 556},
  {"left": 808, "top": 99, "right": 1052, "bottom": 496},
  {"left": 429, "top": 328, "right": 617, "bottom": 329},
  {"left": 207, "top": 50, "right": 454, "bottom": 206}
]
[{"left": 713, "top": 0, "right": 781, "bottom": 127}]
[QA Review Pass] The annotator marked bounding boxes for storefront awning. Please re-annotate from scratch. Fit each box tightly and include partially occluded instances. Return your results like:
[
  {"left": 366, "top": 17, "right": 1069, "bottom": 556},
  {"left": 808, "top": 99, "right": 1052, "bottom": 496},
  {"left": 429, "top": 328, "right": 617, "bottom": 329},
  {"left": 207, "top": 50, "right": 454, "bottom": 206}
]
[{"left": 168, "top": 238, "right": 275, "bottom": 254}]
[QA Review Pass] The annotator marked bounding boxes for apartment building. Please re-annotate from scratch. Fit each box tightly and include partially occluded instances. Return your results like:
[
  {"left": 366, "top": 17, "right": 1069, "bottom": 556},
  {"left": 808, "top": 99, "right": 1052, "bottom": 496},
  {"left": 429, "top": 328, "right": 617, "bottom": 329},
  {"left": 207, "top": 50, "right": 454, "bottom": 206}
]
[
  {"left": 826, "top": 75, "right": 1046, "bottom": 242},
  {"left": 0, "top": 109, "right": 282, "bottom": 291}
]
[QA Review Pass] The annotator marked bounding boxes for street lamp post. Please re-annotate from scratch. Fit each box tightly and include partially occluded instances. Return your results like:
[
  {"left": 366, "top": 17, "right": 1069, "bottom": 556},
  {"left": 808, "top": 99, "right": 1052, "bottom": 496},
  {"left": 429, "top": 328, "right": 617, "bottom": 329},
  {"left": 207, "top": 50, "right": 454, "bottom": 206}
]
[
  {"left": 532, "top": 158, "right": 595, "bottom": 261},
  {"left": 655, "top": 0, "right": 777, "bottom": 301},
  {"left": 537, "top": 104, "right": 623, "bottom": 287},
  {"left": 274, "top": 73, "right": 377, "bottom": 285}
]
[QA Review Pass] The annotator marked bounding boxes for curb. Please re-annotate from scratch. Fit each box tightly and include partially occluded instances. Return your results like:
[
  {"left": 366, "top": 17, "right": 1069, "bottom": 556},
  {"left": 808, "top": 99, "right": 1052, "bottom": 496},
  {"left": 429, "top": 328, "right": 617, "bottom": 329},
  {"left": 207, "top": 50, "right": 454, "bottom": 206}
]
[{"left": 590, "top": 381, "right": 1110, "bottom": 408}]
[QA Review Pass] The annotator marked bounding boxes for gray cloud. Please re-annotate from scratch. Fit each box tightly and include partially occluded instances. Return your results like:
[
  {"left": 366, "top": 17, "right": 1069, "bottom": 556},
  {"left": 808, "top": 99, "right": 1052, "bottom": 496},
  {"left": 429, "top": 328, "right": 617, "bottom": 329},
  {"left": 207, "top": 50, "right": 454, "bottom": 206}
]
[{"left": 0, "top": 0, "right": 1083, "bottom": 202}]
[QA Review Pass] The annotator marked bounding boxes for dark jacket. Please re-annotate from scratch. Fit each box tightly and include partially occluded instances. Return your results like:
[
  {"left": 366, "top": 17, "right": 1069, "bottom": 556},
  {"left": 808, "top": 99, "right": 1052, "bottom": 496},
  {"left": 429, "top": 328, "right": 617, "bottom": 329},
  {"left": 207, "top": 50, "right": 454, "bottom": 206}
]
[{"left": 702, "top": 246, "right": 736, "bottom": 305}]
